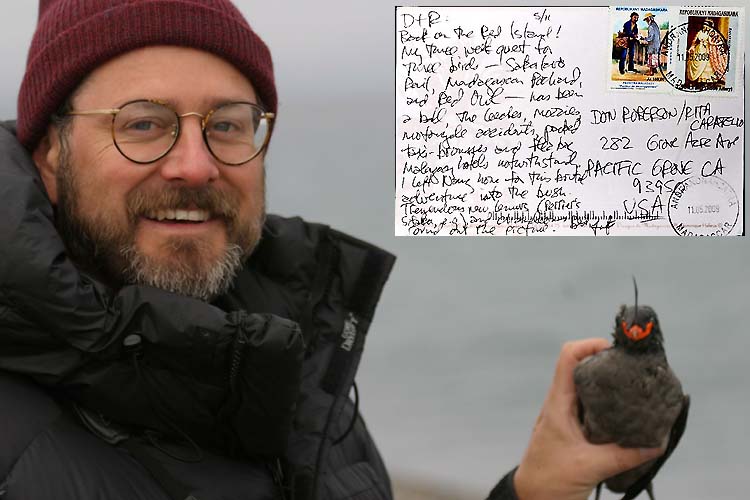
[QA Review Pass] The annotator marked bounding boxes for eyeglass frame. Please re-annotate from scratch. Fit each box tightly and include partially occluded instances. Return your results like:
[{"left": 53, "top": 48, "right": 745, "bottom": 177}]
[{"left": 66, "top": 98, "right": 275, "bottom": 166}]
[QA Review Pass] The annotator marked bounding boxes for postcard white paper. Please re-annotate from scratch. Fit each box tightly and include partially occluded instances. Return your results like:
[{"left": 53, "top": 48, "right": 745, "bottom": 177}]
[{"left": 395, "top": 6, "right": 745, "bottom": 236}]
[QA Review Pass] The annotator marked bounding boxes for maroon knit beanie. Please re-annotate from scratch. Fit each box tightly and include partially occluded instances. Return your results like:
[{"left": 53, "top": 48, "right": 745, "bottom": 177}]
[{"left": 17, "top": 0, "right": 277, "bottom": 151}]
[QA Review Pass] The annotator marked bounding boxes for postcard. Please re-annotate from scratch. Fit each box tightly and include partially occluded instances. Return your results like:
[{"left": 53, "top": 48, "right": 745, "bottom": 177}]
[{"left": 395, "top": 6, "right": 744, "bottom": 236}]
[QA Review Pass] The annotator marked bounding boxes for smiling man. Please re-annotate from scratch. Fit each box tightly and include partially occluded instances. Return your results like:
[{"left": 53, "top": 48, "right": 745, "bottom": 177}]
[
  {"left": 0, "top": 1, "right": 397, "bottom": 499},
  {"left": 36, "top": 47, "right": 267, "bottom": 300}
]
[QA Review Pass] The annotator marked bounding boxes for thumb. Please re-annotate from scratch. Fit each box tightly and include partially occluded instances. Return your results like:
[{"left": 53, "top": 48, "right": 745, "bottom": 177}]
[{"left": 587, "top": 443, "right": 664, "bottom": 479}]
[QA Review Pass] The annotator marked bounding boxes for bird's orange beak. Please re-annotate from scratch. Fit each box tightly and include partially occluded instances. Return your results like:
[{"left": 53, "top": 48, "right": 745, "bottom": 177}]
[{"left": 621, "top": 320, "right": 653, "bottom": 341}]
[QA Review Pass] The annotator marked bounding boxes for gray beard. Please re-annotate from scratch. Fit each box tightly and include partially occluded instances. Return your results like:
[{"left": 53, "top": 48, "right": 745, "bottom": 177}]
[
  {"left": 54, "top": 136, "right": 263, "bottom": 302},
  {"left": 120, "top": 241, "right": 244, "bottom": 301}
]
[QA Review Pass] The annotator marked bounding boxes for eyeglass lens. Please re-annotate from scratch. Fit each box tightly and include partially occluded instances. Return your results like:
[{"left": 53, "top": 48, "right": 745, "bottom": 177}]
[{"left": 113, "top": 101, "right": 270, "bottom": 164}]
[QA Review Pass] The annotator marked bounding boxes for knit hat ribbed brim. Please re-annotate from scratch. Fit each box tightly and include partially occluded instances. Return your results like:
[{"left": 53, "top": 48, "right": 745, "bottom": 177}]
[{"left": 18, "top": 0, "right": 276, "bottom": 151}]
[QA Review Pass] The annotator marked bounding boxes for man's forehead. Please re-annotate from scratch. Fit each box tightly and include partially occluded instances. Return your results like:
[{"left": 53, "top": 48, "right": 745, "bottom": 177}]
[
  {"left": 151, "top": 96, "right": 260, "bottom": 110},
  {"left": 74, "top": 47, "right": 258, "bottom": 107}
]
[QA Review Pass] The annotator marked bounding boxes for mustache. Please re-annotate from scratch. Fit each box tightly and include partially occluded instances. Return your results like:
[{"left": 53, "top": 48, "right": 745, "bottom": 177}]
[{"left": 126, "top": 186, "right": 241, "bottom": 222}]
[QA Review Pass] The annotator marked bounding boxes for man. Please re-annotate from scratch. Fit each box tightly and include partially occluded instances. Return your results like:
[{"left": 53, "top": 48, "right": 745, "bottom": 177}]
[
  {"left": 642, "top": 12, "right": 662, "bottom": 76},
  {"left": 0, "top": 1, "right": 663, "bottom": 499},
  {"left": 619, "top": 12, "right": 639, "bottom": 75},
  {"left": 1, "top": 2, "right": 394, "bottom": 499}
]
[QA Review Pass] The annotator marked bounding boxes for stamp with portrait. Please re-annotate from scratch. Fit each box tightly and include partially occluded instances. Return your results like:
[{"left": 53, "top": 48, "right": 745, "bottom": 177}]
[{"left": 660, "top": 8, "right": 743, "bottom": 95}]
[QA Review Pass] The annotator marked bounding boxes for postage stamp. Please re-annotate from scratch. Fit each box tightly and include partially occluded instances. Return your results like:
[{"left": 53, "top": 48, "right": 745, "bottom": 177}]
[
  {"left": 608, "top": 6, "right": 744, "bottom": 95},
  {"left": 662, "top": 7, "right": 743, "bottom": 94},
  {"left": 608, "top": 6, "right": 671, "bottom": 92}
]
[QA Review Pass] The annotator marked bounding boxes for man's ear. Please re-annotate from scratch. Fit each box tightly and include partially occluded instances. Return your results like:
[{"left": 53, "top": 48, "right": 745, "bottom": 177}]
[{"left": 32, "top": 126, "right": 63, "bottom": 204}]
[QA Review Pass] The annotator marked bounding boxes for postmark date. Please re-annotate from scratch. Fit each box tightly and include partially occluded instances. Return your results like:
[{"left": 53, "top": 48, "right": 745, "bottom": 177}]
[{"left": 687, "top": 204, "right": 720, "bottom": 215}]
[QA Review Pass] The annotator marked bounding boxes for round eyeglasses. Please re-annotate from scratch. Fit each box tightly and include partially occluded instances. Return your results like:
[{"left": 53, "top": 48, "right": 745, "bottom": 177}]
[{"left": 67, "top": 99, "right": 275, "bottom": 165}]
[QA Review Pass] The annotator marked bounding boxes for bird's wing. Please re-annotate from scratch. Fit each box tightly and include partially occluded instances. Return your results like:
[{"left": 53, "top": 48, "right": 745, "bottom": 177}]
[{"left": 620, "top": 394, "right": 690, "bottom": 500}]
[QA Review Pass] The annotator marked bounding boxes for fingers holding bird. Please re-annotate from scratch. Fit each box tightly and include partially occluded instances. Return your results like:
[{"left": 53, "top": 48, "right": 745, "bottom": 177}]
[{"left": 515, "top": 339, "right": 634, "bottom": 500}]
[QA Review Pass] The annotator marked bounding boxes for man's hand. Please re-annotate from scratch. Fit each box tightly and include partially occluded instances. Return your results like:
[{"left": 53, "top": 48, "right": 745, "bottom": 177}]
[{"left": 513, "top": 338, "right": 665, "bottom": 500}]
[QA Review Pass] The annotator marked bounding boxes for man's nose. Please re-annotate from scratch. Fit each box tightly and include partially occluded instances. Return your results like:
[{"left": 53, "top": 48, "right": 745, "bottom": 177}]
[{"left": 158, "top": 117, "right": 219, "bottom": 186}]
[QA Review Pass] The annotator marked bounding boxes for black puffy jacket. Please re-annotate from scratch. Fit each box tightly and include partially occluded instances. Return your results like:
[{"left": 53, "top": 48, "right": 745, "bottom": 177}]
[{"left": 0, "top": 120, "right": 395, "bottom": 500}]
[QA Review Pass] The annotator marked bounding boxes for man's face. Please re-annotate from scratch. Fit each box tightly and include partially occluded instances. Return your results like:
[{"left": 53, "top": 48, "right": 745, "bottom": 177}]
[
  {"left": 631, "top": 14, "right": 639, "bottom": 23},
  {"left": 35, "top": 46, "right": 266, "bottom": 300}
]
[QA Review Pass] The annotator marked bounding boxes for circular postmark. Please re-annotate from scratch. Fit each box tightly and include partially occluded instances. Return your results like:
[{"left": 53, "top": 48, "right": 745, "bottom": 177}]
[
  {"left": 659, "top": 21, "right": 730, "bottom": 92},
  {"left": 668, "top": 175, "right": 738, "bottom": 236}
]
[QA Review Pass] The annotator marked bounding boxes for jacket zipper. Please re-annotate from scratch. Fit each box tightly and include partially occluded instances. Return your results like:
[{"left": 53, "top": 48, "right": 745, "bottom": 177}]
[{"left": 228, "top": 313, "right": 248, "bottom": 389}]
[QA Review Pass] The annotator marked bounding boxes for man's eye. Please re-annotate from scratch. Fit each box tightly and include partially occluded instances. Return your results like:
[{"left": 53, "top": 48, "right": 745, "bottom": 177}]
[
  {"left": 211, "top": 121, "right": 237, "bottom": 133},
  {"left": 124, "top": 118, "right": 169, "bottom": 132},
  {"left": 130, "top": 120, "right": 158, "bottom": 131}
]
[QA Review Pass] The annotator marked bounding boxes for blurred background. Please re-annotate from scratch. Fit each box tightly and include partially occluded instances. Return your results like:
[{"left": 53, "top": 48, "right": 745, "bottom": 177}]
[{"left": 2, "top": 1, "right": 748, "bottom": 498}]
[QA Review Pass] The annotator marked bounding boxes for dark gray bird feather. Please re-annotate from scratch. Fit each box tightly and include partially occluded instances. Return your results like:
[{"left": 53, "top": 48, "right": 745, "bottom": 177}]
[{"left": 574, "top": 297, "right": 688, "bottom": 499}]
